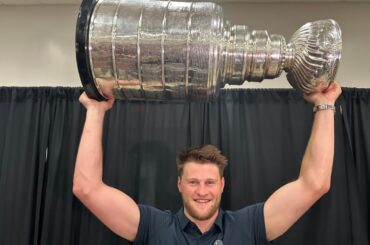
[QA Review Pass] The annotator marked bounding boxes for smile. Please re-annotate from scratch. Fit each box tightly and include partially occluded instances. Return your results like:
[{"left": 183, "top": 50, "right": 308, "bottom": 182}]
[{"left": 194, "top": 199, "right": 211, "bottom": 204}]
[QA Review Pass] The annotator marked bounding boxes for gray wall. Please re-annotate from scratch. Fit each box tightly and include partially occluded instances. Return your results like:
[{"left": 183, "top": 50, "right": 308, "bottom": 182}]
[{"left": 0, "top": 3, "right": 369, "bottom": 88}]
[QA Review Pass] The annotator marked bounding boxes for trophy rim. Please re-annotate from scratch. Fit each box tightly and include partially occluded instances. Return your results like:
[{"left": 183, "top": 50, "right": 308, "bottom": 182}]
[{"left": 75, "top": 0, "right": 106, "bottom": 101}]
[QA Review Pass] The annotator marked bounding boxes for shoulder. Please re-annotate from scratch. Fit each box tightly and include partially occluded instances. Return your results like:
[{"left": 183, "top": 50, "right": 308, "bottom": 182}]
[
  {"left": 134, "top": 205, "right": 176, "bottom": 244},
  {"left": 225, "top": 202, "right": 265, "bottom": 221},
  {"left": 223, "top": 203, "right": 268, "bottom": 244},
  {"left": 137, "top": 204, "right": 174, "bottom": 227}
]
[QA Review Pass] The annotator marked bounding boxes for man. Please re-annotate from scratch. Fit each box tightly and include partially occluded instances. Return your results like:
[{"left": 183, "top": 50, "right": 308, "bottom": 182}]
[{"left": 73, "top": 82, "right": 342, "bottom": 244}]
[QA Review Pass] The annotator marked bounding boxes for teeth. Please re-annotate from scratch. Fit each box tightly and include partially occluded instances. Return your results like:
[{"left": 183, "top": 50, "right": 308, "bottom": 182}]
[{"left": 196, "top": 200, "right": 209, "bottom": 203}]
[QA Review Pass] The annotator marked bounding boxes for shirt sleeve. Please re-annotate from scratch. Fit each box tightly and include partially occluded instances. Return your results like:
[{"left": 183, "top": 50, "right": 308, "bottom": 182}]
[
  {"left": 233, "top": 202, "right": 269, "bottom": 244},
  {"left": 133, "top": 204, "right": 172, "bottom": 245}
]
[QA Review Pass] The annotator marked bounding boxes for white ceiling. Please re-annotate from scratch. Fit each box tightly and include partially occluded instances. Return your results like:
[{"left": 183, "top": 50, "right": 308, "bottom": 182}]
[
  {"left": 0, "top": 0, "right": 75, "bottom": 5},
  {"left": 1, "top": 0, "right": 370, "bottom": 5}
]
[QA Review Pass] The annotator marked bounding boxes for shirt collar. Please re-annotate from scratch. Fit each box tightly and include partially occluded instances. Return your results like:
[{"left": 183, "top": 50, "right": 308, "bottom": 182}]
[
  {"left": 176, "top": 207, "right": 224, "bottom": 232},
  {"left": 177, "top": 207, "right": 189, "bottom": 230},
  {"left": 214, "top": 208, "right": 224, "bottom": 232}
]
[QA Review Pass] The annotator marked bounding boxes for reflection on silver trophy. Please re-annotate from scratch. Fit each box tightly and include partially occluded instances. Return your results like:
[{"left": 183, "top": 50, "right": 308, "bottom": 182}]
[{"left": 76, "top": 0, "right": 342, "bottom": 101}]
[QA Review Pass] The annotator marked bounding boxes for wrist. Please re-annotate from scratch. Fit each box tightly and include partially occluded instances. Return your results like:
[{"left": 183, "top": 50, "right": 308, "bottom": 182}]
[{"left": 86, "top": 107, "right": 107, "bottom": 117}]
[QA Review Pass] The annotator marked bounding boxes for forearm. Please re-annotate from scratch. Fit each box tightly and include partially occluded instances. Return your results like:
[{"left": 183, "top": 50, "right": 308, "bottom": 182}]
[
  {"left": 299, "top": 109, "right": 335, "bottom": 193},
  {"left": 73, "top": 108, "right": 106, "bottom": 195}
]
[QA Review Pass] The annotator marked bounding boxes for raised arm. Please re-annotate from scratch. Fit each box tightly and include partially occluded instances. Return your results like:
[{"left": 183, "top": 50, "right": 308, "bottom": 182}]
[
  {"left": 263, "top": 82, "right": 342, "bottom": 241},
  {"left": 73, "top": 93, "right": 140, "bottom": 241}
]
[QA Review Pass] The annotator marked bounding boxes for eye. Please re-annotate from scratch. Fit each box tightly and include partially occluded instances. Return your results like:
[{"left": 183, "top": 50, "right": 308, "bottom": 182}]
[
  {"left": 206, "top": 180, "right": 216, "bottom": 185},
  {"left": 188, "top": 180, "right": 198, "bottom": 186}
]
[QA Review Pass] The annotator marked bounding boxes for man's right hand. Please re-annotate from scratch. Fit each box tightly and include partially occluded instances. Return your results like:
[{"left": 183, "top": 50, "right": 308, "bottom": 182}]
[{"left": 79, "top": 92, "right": 115, "bottom": 112}]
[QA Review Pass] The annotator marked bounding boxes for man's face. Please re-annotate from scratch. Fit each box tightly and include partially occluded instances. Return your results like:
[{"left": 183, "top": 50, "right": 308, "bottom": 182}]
[{"left": 177, "top": 162, "right": 225, "bottom": 222}]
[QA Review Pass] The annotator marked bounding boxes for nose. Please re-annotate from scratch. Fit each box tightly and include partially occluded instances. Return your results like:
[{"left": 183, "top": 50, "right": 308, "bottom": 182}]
[{"left": 195, "top": 183, "right": 208, "bottom": 196}]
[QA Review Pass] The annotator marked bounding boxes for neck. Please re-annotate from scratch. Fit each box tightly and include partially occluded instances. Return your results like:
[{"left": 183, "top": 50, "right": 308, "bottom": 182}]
[{"left": 184, "top": 209, "right": 219, "bottom": 234}]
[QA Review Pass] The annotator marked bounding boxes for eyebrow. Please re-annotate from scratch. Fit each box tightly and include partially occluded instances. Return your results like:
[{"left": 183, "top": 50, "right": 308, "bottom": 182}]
[{"left": 185, "top": 178, "right": 218, "bottom": 182}]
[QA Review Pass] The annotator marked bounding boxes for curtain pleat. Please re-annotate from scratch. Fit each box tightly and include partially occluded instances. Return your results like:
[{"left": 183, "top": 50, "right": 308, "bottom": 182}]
[{"left": 0, "top": 87, "right": 368, "bottom": 245}]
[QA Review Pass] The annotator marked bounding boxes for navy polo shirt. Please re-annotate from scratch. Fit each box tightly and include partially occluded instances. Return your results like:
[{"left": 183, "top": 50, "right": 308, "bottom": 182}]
[{"left": 134, "top": 202, "right": 269, "bottom": 245}]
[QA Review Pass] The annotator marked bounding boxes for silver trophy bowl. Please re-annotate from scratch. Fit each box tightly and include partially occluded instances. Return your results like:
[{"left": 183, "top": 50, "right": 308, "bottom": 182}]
[{"left": 76, "top": 0, "right": 342, "bottom": 101}]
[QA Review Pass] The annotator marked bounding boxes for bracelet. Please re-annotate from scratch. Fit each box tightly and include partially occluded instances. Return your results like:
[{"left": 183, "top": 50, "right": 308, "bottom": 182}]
[{"left": 313, "top": 104, "right": 336, "bottom": 114}]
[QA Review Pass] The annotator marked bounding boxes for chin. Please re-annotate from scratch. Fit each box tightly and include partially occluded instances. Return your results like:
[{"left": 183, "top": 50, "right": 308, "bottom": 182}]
[{"left": 190, "top": 205, "right": 218, "bottom": 221}]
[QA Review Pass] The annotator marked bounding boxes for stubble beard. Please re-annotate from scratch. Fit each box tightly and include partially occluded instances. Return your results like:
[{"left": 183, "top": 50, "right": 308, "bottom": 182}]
[{"left": 182, "top": 194, "right": 221, "bottom": 221}]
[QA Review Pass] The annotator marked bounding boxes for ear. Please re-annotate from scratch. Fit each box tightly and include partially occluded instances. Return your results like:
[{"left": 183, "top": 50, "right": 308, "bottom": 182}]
[
  {"left": 221, "top": 177, "right": 225, "bottom": 193},
  {"left": 177, "top": 176, "right": 182, "bottom": 192}
]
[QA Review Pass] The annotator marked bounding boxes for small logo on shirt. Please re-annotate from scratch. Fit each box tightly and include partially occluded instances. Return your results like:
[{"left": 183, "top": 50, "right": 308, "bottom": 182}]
[{"left": 214, "top": 240, "right": 223, "bottom": 245}]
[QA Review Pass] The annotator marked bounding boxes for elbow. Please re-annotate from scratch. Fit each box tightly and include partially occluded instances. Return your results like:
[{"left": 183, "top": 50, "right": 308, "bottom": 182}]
[
  {"left": 316, "top": 181, "right": 331, "bottom": 196},
  {"left": 73, "top": 178, "right": 95, "bottom": 200},
  {"left": 72, "top": 182, "right": 83, "bottom": 197},
  {"left": 322, "top": 181, "right": 331, "bottom": 194},
  {"left": 72, "top": 181, "right": 88, "bottom": 200},
  {"left": 73, "top": 175, "right": 104, "bottom": 202},
  {"left": 312, "top": 180, "right": 331, "bottom": 197},
  {"left": 72, "top": 168, "right": 100, "bottom": 200},
  {"left": 301, "top": 174, "right": 331, "bottom": 197}
]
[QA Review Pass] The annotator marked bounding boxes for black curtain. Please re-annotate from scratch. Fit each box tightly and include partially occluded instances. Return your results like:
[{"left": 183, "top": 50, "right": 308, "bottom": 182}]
[{"left": 0, "top": 87, "right": 368, "bottom": 245}]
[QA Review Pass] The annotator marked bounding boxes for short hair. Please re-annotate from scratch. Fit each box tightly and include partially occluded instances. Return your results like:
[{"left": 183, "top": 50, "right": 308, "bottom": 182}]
[{"left": 176, "top": 144, "right": 228, "bottom": 177}]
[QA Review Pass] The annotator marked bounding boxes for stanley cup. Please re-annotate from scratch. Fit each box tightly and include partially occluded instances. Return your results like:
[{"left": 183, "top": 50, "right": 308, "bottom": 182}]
[{"left": 76, "top": 0, "right": 342, "bottom": 101}]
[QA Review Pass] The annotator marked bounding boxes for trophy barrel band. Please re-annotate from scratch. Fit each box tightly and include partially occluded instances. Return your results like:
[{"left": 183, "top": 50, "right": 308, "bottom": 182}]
[{"left": 76, "top": 0, "right": 106, "bottom": 101}]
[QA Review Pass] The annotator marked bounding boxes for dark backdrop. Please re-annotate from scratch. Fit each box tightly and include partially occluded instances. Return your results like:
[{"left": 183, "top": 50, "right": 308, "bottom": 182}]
[{"left": 0, "top": 87, "right": 368, "bottom": 245}]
